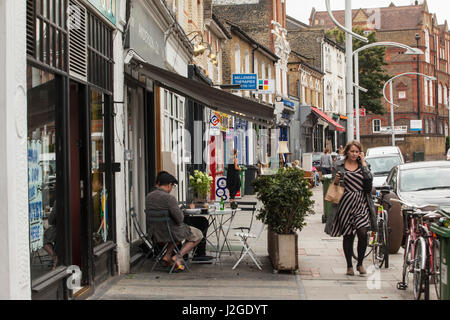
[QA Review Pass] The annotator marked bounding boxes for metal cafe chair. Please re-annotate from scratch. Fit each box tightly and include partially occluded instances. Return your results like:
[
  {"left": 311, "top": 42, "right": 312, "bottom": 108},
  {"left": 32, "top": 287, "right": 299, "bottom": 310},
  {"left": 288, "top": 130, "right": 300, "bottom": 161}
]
[
  {"left": 130, "top": 208, "right": 158, "bottom": 270},
  {"left": 146, "top": 209, "right": 190, "bottom": 273},
  {"left": 231, "top": 201, "right": 263, "bottom": 270}
]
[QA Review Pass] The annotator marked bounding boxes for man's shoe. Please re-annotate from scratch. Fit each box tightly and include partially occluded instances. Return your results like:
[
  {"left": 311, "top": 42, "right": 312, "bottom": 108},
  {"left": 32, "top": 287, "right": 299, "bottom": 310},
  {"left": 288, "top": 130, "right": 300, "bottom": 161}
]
[{"left": 192, "top": 255, "right": 214, "bottom": 263}]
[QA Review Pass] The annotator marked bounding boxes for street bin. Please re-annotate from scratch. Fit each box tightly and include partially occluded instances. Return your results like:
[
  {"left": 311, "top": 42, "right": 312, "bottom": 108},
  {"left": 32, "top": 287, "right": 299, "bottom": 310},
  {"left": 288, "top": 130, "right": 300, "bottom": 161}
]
[
  {"left": 244, "top": 165, "right": 258, "bottom": 195},
  {"left": 321, "top": 174, "right": 333, "bottom": 224},
  {"left": 413, "top": 151, "right": 425, "bottom": 162},
  {"left": 430, "top": 206, "right": 450, "bottom": 300}
]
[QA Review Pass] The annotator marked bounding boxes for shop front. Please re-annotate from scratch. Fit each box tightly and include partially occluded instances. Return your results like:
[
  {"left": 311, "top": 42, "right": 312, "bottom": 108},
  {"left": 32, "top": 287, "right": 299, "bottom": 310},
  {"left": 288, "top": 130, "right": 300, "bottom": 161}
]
[{"left": 26, "top": 0, "right": 118, "bottom": 299}]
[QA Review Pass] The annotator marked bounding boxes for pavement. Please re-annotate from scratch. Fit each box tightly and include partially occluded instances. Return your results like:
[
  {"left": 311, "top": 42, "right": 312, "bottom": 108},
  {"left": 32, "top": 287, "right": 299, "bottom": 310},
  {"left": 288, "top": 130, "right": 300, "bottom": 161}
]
[{"left": 89, "top": 185, "right": 438, "bottom": 301}]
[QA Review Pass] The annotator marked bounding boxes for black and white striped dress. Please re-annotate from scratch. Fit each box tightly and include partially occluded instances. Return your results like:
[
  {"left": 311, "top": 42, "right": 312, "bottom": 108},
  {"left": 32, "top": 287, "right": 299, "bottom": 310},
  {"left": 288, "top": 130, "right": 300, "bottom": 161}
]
[{"left": 330, "top": 167, "right": 371, "bottom": 237}]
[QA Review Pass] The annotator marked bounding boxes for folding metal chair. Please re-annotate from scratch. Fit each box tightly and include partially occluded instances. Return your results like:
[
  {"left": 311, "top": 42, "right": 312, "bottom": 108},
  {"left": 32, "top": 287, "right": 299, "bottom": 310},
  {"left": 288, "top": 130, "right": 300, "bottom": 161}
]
[
  {"left": 130, "top": 208, "right": 157, "bottom": 270},
  {"left": 231, "top": 202, "right": 264, "bottom": 270},
  {"left": 146, "top": 209, "right": 190, "bottom": 273}
]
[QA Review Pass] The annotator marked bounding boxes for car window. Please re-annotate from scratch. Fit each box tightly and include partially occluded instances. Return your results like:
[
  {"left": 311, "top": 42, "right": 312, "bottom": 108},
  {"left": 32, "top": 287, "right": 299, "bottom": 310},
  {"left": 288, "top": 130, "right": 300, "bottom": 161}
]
[
  {"left": 366, "top": 157, "right": 402, "bottom": 175},
  {"left": 399, "top": 167, "right": 450, "bottom": 192}
]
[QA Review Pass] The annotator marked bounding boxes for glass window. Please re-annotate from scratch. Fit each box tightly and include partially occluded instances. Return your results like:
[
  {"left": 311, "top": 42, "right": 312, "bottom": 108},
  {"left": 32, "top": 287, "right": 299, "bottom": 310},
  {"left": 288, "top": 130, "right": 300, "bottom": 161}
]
[
  {"left": 400, "top": 167, "right": 450, "bottom": 192},
  {"left": 373, "top": 119, "right": 381, "bottom": 133},
  {"left": 27, "top": 66, "right": 59, "bottom": 279},
  {"left": 91, "top": 89, "right": 109, "bottom": 246}
]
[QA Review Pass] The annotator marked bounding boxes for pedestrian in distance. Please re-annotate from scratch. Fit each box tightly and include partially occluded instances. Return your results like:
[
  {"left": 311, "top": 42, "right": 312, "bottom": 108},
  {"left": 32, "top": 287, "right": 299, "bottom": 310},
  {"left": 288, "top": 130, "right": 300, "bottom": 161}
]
[
  {"left": 226, "top": 149, "right": 241, "bottom": 203},
  {"left": 325, "top": 141, "right": 376, "bottom": 276},
  {"left": 320, "top": 148, "right": 333, "bottom": 175}
]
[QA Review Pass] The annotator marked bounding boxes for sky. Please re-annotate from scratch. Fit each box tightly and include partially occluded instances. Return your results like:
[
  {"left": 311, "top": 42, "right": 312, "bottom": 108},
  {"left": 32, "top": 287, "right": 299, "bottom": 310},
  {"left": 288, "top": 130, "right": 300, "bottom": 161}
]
[{"left": 286, "top": 0, "right": 450, "bottom": 26}]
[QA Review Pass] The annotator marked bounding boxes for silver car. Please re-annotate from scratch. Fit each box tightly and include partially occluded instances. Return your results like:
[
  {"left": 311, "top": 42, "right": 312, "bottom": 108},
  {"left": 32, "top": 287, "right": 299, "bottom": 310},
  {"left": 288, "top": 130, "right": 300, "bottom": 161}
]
[
  {"left": 365, "top": 154, "right": 404, "bottom": 188},
  {"left": 366, "top": 146, "right": 405, "bottom": 163}
]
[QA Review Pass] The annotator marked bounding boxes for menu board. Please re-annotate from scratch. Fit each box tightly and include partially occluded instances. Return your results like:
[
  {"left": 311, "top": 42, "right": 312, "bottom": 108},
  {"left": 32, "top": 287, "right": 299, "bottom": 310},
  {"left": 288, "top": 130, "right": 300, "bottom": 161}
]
[{"left": 28, "top": 140, "right": 44, "bottom": 252}]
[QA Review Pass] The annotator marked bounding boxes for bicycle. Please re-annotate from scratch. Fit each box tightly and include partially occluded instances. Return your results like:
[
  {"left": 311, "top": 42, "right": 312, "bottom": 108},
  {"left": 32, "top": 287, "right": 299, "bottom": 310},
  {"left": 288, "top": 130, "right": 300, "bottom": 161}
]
[
  {"left": 371, "top": 191, "right": 392, "bottom": 269},
  {"left": 352, "top": 187, "right": 391, "bottom": 268},
  {"left": 393, "top": 199, "right": 441, "bottom": 300}
]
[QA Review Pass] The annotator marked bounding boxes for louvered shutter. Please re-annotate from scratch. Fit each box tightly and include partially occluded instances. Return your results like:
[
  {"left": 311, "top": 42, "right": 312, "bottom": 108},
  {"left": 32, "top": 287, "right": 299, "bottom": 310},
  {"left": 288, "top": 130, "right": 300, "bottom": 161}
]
[{"left": 68, "top": 0, "right": 88, "bottom": 81}]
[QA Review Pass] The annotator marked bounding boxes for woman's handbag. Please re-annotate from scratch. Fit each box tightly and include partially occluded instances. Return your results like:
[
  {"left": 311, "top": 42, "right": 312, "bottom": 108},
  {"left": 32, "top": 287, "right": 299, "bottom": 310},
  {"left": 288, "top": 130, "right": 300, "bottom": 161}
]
[
  {"left": 324, "top": 182, "right": 344, "bottom": 204},
  {"left": 325, "top": 170, "right": 344, "bottom": 205}
]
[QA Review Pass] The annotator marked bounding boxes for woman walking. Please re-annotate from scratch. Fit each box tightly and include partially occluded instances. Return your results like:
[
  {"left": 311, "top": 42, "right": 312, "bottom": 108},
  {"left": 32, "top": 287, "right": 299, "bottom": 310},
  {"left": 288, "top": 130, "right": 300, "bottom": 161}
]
[
  {"left": 325, "top": 141, "right": 376, "bottom": 276},
  {"left": 319, "top": 148, "right": 333, "bottom": 175},
  {"left": 226, "top": 149, "right": 242, "bottom": 202}
]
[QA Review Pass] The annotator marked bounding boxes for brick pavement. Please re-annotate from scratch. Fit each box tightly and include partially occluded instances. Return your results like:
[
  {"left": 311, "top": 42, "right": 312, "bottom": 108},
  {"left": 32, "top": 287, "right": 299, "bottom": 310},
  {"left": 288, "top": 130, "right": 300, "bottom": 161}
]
[{"left": 90, "top": 185, "right": 437, "bottom": 300}]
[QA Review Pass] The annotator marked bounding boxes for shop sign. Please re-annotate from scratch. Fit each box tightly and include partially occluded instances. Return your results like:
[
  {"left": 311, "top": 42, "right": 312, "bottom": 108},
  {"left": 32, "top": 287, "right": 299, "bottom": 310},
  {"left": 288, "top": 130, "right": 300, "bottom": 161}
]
[
  {"left": 28, "top": 140, "right": 44, "bottom": 252},
  {"left": 87, "top": 0, "right": 116, "bottom": 25},
  {"left": 220, "top": 113, "right": 231, "bottom": 132},
  {"left": 129, "top": 0, "right": 165, "bottom": 68},
  {"left": 232, "top": 74, "right": 258, "bottom": 90},
  {"left": 210, "top": 112, "right": 221, "bottom": 136},
  {"left": 410, "top": 120, "right": 423, "bottom": 131},
  {"left": 380, "top": 126, "right": 408, "bottom": 134},
  {"left": 283, "top": 99, "right": 295, "bottom": 108},
  {"left": 257, "top": 79, "right": 275, "bottom": 94}
]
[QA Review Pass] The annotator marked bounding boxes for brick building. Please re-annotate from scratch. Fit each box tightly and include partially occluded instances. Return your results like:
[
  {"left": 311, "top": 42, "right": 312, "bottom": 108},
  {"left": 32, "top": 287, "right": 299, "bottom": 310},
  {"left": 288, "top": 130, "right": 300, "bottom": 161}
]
[{"left": 310, "top": 1, "right": 449, "bottom": 144}]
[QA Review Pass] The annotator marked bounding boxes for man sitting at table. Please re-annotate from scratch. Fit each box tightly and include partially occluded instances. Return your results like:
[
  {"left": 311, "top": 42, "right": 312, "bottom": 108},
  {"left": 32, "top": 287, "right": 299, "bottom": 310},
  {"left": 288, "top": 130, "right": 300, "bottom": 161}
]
[
  {"left": 146, "top": 172, "right": 203, "bottom": 271},
  {"left": 153, "top": 171, "right": 213, "bottom": 263}
]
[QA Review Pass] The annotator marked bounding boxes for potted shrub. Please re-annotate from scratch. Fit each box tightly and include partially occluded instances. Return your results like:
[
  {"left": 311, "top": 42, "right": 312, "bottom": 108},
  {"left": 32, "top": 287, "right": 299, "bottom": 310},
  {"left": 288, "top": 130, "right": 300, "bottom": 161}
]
[
  {"left": 189, "top": 170, "right": 213, "bottom": 206},
  {"left": 252, "top": 167, "right": 315, "bottom": 272}
]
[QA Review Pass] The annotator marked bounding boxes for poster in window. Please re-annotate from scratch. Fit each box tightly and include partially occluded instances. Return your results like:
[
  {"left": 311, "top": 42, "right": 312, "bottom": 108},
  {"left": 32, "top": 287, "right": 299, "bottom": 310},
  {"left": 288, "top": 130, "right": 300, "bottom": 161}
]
[{"left": 28, "top": 140, "right": 44, "bottom": 252}]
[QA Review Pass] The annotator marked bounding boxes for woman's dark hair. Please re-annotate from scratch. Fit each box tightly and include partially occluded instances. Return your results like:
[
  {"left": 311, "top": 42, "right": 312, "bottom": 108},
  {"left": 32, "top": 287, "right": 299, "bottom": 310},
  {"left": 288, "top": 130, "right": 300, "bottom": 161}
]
[
  {"left": 234, "top": 149, "right": 238, "bottom": 155},
  {"left": 343, "top": 140, "right": 363, "bottom": 159}
]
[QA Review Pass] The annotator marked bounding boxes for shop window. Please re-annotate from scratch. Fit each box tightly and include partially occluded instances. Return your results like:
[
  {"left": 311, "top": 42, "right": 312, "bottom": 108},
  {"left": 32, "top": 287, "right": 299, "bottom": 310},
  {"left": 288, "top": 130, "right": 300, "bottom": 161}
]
[
  {"left": 27, "top": 66, "right": 59, "bottom": 279},
  {"left": 91, "top": 90, "right": 109, "bottom": 246}
]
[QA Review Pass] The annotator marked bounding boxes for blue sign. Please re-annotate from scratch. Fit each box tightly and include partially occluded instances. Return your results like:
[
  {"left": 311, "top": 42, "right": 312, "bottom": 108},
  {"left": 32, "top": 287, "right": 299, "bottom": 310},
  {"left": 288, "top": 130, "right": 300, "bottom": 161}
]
[
  {"left": 283, "top": 99, "right": 295, "bottom": 108},
  {"left": 232, "top": 74, "right": 257, "bottom": 90}
]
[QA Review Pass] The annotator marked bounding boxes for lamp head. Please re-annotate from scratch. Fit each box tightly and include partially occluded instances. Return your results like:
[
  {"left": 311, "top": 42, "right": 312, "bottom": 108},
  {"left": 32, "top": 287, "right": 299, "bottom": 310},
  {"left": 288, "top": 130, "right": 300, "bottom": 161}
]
[
  {"left": 415, "top": 33, "right": 421, "bottom": 41},
  {"left": 194, "top": 44, "right": 207, "bottom": 57},
  {"left": 404, "top": 48, "right": 424, "bottom": 55}
]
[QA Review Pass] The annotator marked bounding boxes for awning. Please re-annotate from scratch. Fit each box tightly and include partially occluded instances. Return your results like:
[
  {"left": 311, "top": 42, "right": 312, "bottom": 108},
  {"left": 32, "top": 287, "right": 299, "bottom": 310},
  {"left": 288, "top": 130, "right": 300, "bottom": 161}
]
[
  {"left": 138, "top": 62, "right": 274, "bottom": 124},
  {"left": 311, "top": 107, "right": 346, "bottom": 132}
]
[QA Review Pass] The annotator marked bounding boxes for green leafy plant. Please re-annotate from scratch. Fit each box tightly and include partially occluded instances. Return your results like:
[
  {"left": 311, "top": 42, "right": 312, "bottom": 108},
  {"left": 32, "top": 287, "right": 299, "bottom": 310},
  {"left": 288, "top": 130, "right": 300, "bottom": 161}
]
[
  {"left": 252, "top": 168, "right": 315, "bottom": 235},
  {"left": 189, "top": 170, "right": 213, "bottom": 199}
]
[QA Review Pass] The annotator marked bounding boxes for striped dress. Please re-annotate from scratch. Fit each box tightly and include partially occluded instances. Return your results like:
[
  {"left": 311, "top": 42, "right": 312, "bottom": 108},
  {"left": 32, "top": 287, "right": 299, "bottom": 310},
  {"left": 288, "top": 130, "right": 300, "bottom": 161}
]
[{"left": 330, "top": 167, "right": 371, "bottom": 237}]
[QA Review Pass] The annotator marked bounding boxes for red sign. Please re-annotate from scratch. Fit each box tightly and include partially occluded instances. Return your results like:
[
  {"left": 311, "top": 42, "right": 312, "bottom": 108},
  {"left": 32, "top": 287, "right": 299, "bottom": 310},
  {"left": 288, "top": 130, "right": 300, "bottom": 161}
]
[{"left": 354, "top": 108, "right": 366, "bottom": 117}]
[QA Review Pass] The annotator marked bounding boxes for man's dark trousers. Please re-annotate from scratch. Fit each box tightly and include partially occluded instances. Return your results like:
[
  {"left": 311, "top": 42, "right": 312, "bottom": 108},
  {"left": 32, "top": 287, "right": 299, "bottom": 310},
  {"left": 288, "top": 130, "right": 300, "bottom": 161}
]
[{"left": 183, "top": 216, "right": 209, "bottom": 256}]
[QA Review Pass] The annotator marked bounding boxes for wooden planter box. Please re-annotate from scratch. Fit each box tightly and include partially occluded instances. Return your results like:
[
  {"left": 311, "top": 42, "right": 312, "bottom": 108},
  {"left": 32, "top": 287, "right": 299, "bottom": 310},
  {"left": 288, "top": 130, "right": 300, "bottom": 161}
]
[{"left": 267, "top": 229, "right": 298, "bottom": 272}]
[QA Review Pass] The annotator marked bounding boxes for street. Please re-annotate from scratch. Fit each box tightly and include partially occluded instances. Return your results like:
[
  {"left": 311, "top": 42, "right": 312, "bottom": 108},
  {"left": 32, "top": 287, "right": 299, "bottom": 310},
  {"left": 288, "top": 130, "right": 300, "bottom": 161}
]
[{"left": 89, "top": 184, "right": 437, "bottom": 301}]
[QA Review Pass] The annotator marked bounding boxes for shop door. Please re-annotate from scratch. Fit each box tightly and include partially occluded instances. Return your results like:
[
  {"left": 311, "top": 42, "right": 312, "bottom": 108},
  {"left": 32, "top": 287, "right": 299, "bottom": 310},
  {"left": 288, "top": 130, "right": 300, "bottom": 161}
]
[
  {"left": 69, "top": 81, "right": 89, "bottom": 288},
  {"left": 127, "top": 87, "right": 146, "bottom": 245}
]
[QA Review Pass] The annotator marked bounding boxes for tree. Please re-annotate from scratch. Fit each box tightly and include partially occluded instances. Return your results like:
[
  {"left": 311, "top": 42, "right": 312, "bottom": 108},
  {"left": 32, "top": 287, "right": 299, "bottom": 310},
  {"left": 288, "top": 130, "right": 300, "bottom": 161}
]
[{"left": 326, "top": 27, "right": 391, "bottom": 115}]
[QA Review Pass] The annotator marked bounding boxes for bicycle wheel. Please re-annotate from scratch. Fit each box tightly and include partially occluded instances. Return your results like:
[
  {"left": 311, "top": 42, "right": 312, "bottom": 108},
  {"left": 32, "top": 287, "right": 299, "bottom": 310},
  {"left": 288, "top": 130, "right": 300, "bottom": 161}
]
[
  {"left": 397, "top": 234, "right": 411, "bottom": 290},
  {"left": 432, "top": 238, "right": 440, "bottom": 300},
  {"left": 413, "top": 239, "right": 426, "bottom": 300},
  {"left": 352, "top": 231, "right": 373, "bottom": 261},
  {"left": 372, "top": 220, "right": 386, "bottom": 268}
]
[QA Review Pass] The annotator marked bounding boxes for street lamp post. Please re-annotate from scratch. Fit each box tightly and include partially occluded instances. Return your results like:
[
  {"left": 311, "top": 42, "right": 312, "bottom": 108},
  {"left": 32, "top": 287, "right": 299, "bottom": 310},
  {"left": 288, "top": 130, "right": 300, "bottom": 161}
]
[
  {"left": 353, "top": 42, "right": 423, "bottom": 141},
  {"left": 383, "top": 72, "right": 436, "bottom": 146},
  {"left": 325, "top": 0, "right": 368, "bottom": 143}
]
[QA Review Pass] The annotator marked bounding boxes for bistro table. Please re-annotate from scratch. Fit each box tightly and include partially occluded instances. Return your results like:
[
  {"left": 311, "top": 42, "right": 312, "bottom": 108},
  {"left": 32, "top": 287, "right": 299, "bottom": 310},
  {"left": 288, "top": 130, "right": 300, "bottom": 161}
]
[{"left": 184, "top": 207, "right": 241, "bottom": 266}]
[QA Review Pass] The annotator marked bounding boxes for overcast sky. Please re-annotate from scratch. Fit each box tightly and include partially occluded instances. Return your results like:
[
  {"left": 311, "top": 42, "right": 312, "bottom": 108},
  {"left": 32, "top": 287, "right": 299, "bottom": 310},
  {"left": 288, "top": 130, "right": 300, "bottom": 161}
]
[{"left": 286, "top": 0, "right": 450, "bottom": 26}]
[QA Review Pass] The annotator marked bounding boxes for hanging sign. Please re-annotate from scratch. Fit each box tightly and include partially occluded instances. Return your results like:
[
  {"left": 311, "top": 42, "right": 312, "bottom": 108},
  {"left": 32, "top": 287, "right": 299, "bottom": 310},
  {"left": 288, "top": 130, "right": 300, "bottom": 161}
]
[
  {"left": 232, "top": 74, "right": 258, "bottom": 90},
  {"left": 28, "top": 140, "right": 44, "bottom": 252},
  {"left": 257, "top": 79, "right": 275, "bottom": 94},
  {"left": 210, "top": 112, "right": 221, "bottom": 136}
]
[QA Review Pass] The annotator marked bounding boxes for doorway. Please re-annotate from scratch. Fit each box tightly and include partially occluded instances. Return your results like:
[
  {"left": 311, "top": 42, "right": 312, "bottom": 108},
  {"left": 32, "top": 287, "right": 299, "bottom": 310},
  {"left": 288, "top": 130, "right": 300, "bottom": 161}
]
[
  {"left": 69, "top": 81, "right": 90, "bottom": 289},
  {"left": 126, "top": 86, "right": 147, "bottom": 247}
]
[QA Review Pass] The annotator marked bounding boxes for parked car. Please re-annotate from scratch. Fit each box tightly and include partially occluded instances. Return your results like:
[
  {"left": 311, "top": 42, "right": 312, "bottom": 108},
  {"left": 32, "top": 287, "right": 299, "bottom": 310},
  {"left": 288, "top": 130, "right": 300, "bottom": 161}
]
[
  {"left": 447, "top": 148, "right": 450, "bottom": 161},
  {"left": 365, "top": 154, "right": 404, "bottom": 188},
  {"left": 382, "top": 161, "right": 450, "bottom": 254},
  {"left": 366, "top": 146, "right": 405, "bottom": 163}
]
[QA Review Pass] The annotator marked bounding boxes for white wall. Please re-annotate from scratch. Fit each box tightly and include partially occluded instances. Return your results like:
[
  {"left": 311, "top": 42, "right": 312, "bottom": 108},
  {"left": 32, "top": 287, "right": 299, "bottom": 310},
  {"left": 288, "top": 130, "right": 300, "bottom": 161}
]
[
  {"left": 0, "top": 0, "right": 31, "bottom": 300},
  {"left": 323, "top": 42, "right": 346, "bottom": 115}
]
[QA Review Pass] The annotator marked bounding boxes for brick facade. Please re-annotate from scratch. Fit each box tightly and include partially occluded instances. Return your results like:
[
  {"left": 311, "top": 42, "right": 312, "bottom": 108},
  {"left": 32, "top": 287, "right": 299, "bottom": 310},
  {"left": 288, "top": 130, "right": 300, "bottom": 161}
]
[{"left": 312, "top": 1, "right": 449, "bottom": 147}]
